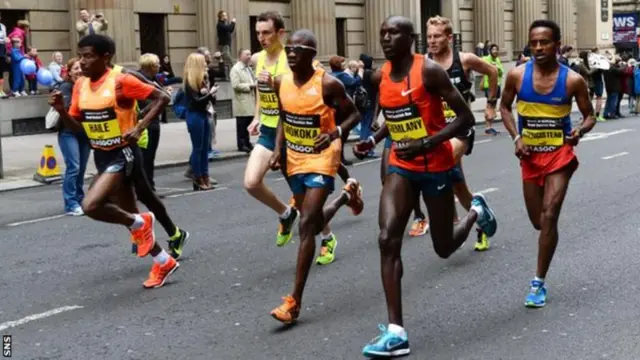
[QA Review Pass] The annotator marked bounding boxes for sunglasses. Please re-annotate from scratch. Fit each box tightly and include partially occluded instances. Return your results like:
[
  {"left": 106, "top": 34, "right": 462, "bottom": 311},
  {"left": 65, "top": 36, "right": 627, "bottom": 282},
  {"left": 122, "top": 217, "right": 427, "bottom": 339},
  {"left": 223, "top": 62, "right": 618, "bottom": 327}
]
[{"left": 284, "top": 44, "right": 317, "bottom": 54}]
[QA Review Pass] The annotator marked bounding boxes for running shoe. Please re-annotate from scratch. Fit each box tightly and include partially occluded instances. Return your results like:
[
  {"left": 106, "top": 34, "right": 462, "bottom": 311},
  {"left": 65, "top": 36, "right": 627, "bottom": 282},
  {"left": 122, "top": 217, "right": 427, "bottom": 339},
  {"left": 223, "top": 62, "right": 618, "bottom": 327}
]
[
  {"left": 362, "top": 324, "right": 410, "bottom": 358},
  {"left": 276, "top": 208, "right": 299, "bottom": 247},
  {"left": 344, "top": 178, "right": 364, "bottom": 216},
  {"left": 143, "top": 257, "right": 180, "bottom": 289},
  {"left": 408, "top": 217, "right": 429, "bottom": 236},
  {"left": 167, "top": 228, "right": 190, "bottom": 259},
  {"left": 130, "top": 212, "right": 156, "bottom": 257},
  {"left": 316, "top": 234, "right": 337, "bottom": 265},
  {"left": 270, "top": 295, "right": 300, "bottom": 324},
  {"left": 471, "top": 193, "right": 497, "bottom": 237},
  {"left": 525, "top": 279, "right": 547, "bottom": 308},
  {"left": 474, "top": 228, "right": 490, "bottom": 251}
]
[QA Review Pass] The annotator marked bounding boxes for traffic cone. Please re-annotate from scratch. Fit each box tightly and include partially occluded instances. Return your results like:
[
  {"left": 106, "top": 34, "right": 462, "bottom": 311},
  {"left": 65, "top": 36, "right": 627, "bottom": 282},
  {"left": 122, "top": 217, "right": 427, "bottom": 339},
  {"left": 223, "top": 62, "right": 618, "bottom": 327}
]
[{"left": 33, "top": 145, "right": 62, "bottom": 184}]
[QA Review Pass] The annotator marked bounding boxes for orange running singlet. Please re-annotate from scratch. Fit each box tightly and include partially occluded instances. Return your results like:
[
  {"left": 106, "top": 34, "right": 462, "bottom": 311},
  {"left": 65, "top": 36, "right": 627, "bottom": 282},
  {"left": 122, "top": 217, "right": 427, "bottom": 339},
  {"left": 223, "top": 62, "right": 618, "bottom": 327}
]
[
  {"left": 279, "top": 68, "right": 341, "bottom": 177},
  {"left": 70, "top": 69, "right": 154, "bottom": 151},
  {"left": 379, "top": 54, "right": 455, "bottom": 173}
]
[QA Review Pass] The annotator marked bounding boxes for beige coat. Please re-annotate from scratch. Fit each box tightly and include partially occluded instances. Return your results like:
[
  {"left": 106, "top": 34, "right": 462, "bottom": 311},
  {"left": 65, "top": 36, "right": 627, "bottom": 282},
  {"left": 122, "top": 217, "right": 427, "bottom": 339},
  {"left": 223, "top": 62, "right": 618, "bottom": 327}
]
[
  {"left": 230, "top": 61, "right": 256, "bottom": 117},
  {"left": 76, "top": 18, "right": 108, "bottom": 37}
]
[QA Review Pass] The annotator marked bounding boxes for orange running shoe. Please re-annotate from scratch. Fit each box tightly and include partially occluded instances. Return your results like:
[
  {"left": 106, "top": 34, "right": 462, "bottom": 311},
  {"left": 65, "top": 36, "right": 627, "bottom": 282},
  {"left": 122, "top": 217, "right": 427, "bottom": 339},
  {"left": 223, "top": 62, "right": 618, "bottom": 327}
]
[
  {"left": 408, "top": 218, "right": 429, "bottom": 237},
  {"left": 344, "top": 179, "right": 364, "bottom": 216},
  {"left": 270, "top": 295, "right": 300, "bottom": 324},
  {"left": 143, "top": 257, "right": 179, "bottom": 289},
  {"left": 130, "top": 212, "right": 156, "bottom": 257}
]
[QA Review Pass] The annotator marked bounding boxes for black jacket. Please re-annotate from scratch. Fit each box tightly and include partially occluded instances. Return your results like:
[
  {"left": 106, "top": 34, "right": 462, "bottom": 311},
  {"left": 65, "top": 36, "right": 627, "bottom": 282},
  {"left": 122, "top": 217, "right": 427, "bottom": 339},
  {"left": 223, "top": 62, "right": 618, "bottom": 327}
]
[{"left": 217, "top": 21, "right": 235, "bottom": 46}]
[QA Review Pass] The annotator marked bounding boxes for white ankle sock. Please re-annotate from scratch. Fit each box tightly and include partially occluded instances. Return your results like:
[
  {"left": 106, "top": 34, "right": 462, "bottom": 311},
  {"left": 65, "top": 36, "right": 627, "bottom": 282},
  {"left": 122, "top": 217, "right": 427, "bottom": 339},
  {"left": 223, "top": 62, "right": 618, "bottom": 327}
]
[
  {"left": 388, "top": 323, "right": 406, "bottom": 337},
  {"left": 153, "top": 250, "right": 170, "bottom": 265},
  {"left": 130, "top": 214, "right": 145, "bottom": 231},
  {"left": 471, "top": 203, "right": 484, "bottom": 218},
  {"left": 321, "top": 232, "right": 334, "bottom": 241},
  {"left": 279, "top": 206, "right": 292, "bottom": 219}
]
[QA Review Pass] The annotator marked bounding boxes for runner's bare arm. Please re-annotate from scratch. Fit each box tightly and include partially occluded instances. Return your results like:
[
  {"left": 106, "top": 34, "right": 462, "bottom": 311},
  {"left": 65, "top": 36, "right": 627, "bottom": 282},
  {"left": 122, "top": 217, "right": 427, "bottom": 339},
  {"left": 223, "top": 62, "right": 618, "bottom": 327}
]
[
  {"left": 498, "top": 67, "right": 522, "bottom": 139},
  {"left": 272, "top": 76, "right": 285, "bottom": 157},
  {"left": 250, "top": 52, "right": 262, "bottom": 130},
  {"left": 423, "top": 58, "right": 474, "bottom": 147},
  {"left": 568, "top": 71, "right": 596, "bottom": 138},
  {"left": 463, "top": 52, "right": 498, "bottom": 100},
  {"left": 324, "top": 75, "right": 361, "bottom": 138},
  {"left": 136, "top": 87, "right": 170, "bottom": 131},
  {"left": 370, "top": 70, "right": 389, "bottom": 143}
]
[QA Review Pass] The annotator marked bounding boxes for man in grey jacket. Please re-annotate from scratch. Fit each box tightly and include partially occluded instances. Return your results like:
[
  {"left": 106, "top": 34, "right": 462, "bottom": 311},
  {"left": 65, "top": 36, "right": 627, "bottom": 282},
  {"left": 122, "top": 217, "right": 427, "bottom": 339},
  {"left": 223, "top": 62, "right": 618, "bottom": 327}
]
[{"left": 230, "top": 48, "right": 256, "bottom": 152}]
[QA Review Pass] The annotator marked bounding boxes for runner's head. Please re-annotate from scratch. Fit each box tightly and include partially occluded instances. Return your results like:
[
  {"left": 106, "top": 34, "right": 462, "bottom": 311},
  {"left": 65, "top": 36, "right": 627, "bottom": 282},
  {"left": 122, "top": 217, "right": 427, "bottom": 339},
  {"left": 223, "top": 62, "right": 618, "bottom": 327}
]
[
  {"left": 285, "top": 29, "right": 318, "bottom": 72},
  {"left": 256, "top": 11, "right": 286, "bottom": 52},
  {"left": 528, "top": 20, "right": 561, "bottom": 66},
  {"left": 380, "top": 16, "right": 416, "bottom": 61},
  {"left": 426, "top": 16, "right": 453, "bottom": 56},
  {"left": 77, "top": 34, "right": 113, "bottom": 77}
]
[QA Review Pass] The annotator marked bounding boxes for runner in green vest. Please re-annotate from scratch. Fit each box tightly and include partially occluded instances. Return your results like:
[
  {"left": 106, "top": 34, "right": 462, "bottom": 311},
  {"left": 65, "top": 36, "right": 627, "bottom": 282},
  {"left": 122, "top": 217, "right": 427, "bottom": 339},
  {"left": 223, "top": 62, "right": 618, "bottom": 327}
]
[{"left": 482, "top": 44, "right": 504, "bottom": 135}]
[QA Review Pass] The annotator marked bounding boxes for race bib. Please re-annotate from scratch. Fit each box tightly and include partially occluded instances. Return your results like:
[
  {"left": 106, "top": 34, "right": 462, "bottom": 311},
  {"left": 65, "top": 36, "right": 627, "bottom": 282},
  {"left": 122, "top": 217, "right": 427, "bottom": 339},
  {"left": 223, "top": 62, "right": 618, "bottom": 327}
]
[
  {"left": 82, "top": 108, "right": 123, "bottom": 150},
  {"left": 521, "top": 118, "right": 564, "bottom": 152},
  {"left": 442, "top": 101, "right": 456, "bottom": 123},
  {"left": 283, "top": 112, "right": 321, "bottom": 153},
  {"left": 383, "top": 104, "right": 428, "bottom": 142},
  {"left": 258, "top": 82, "right": 279, "bottom": 117}
]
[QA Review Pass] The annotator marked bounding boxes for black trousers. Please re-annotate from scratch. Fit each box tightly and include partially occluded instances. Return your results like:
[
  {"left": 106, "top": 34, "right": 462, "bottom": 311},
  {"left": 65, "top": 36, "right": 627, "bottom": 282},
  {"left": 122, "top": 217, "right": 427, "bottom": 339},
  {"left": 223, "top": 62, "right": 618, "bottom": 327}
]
[
  {"left": 236, "top": 116, "right": 253, "bottom": 150},
  {"left": 141, "top": 122, "right": 161, "bottom": 190}
]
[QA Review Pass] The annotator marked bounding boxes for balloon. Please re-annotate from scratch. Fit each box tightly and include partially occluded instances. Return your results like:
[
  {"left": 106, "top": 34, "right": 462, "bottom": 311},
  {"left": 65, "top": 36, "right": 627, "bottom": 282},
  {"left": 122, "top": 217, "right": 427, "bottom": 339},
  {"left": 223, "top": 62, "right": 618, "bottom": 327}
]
[
  {"left": 20, "top": 59, "right": 37, "bottom": 76},
  {"left": 36, "top": 68, "right": 54, "bottom": 86}
]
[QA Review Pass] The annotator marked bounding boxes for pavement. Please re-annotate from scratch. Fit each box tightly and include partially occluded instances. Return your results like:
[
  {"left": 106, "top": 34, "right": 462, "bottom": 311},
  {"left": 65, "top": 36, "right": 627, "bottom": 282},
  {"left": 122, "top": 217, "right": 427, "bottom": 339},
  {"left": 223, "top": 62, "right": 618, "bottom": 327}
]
[
  {"left": 0, "top": 98, "right": 501, "bottom": 192},
  {"left": 1, "top": 110, "right": 639, "bottom": 359}
]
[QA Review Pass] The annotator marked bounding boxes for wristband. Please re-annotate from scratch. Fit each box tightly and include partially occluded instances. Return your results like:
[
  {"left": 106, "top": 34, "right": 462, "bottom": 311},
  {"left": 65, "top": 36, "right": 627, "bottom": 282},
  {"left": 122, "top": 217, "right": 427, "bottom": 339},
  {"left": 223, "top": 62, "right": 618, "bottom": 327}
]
[
  {"left": 336, "top": 126, "right": 342, "bottom": 138},
  {"left": 368, "top": 135, "right": 376, "bottom": 146},
  {"left": 420, "top": 137, "right": 433, "bottom": 150},
  {"left": 512, "top": 134, "right": 521, "bottom": 143}
]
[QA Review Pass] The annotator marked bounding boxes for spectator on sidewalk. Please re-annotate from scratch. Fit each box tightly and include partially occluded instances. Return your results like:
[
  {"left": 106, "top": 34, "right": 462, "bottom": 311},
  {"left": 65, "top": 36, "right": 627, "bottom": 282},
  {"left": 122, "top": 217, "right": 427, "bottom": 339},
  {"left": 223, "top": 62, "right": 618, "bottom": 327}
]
[
  {"left": 230, "top": 48, "right": 256, "bottom": 153},
  {"left": 9, "top": 37, "right": 26, "bottom": 97},
  {"left": 358, "top": 53, "right": 376, "bottom": 157},
  {"left": 56, "top": 58, "right": 90, "bottom": 216},
  {"left": 158, "top": 55, "right": 182, "bottom": 86},
  {"left": 137, "top": 53, "right": 165, "bottom": 191},
  {"left": 198, "top": 47, "right": 226, "bottom": 159},
  {"left": 25, "top": 46, "right": 42, "bottom": 95},
  {"left": 76, "top": 8, "right": 108, "bottom": 38},
  {"left": 49, "top": 52, "right": 66, "bottom": 89},
  {"left": 482, "top": 43, "right": 503, "bottom": 135},
  {"left": 217, "top": 10, "right": 236, "bottom": 79},
  {"left": 184, "top": 52, "right": 218, "bottom": 191},
  {"left": 0, "top": 14, "right": 6, "bottom": 97}
]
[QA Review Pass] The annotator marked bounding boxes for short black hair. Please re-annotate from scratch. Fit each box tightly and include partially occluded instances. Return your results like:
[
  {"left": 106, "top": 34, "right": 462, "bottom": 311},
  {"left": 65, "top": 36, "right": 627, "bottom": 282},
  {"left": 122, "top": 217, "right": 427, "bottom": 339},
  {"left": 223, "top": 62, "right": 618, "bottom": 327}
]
[
  {"left": 290, "top": 29, "right": 317, "bottom": 49},
  {"left": 78, "top": 34, "right": 113, "bottom": 57},
  {"left": 529, "top": 19, "right": 561, "bottom": 42},
  {"left": 489, "top": 43, "right": 499, "bottom": 51},
  {"left": 257, "top": 11, "right": 285, "bottom": 31},
  {"left": 385, "top": 16, "right": 415, "bottom": 36}
]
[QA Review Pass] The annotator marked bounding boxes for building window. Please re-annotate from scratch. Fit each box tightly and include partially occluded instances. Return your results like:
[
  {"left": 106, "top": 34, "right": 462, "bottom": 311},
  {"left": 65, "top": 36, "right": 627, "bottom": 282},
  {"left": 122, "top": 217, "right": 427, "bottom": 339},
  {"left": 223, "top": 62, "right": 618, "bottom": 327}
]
[
  {"left": 1, "top": 10, "right": 29, "bottom": 47},
  {"left": 138, "top": 13, "right": 167, "bottom": 57},
  {"left": 336, "top": 18, "right": 346, "bottom": 57}
]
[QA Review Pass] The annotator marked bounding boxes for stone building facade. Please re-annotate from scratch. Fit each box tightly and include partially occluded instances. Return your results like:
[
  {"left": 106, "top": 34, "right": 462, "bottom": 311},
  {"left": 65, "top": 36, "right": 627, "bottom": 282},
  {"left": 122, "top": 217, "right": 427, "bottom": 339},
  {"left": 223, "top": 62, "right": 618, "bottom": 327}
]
[{"left": 0, "top": 0, "right": 614, "bottom": 71}]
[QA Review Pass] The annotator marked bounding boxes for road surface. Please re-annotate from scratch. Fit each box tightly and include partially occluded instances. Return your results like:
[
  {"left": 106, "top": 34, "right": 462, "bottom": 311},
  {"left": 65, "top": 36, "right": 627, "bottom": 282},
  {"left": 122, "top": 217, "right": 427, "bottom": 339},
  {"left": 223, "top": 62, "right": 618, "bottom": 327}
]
[{"left": 1, "top": 118, "right": 639, "bottom": 359}]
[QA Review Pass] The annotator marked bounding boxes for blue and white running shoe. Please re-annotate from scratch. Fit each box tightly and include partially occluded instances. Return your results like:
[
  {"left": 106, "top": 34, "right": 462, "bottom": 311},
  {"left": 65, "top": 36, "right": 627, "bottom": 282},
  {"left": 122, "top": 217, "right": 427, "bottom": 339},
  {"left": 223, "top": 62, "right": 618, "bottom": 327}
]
[
  {"left": 525, "top": 279, "right": 547, "bottom": 308},
  {"left": 471, "top": 193, "right": 497, "bottom": 237},
  {"left": 362, "top": 324, "right": 410, "bottom": 358}
]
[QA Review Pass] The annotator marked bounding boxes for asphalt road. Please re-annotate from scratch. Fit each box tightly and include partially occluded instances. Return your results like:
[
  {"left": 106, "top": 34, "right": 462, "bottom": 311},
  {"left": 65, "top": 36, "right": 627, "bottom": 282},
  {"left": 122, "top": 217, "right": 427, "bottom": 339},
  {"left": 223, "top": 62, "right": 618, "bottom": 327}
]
[{"left": 1, "top": 117, "right": 640, "bottom": 360}]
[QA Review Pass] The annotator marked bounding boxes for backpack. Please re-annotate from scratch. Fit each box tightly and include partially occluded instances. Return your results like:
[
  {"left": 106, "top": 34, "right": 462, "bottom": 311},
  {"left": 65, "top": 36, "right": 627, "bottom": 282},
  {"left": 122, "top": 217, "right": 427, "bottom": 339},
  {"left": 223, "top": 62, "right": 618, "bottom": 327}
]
[{"left": 172, "top": 88, "right": 188, "bottom": 119}]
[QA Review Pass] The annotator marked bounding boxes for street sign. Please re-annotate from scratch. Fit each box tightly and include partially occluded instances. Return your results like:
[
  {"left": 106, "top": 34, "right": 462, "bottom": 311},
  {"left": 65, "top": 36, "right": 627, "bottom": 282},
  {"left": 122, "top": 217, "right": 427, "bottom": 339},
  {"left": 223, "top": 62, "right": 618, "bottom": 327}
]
[{"left": 601, "top": 0, "right": 609, "bottom": 22}]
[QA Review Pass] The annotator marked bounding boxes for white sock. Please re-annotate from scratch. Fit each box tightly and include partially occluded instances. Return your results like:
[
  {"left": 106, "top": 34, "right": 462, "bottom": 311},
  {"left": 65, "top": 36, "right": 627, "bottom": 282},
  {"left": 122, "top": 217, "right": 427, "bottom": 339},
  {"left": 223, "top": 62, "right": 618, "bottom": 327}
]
[
  {"left": 279, "top": 206, "right": 292, "bottom": 219},
  {"left": 321, "top": 232, "right": 334, "bottom": 241},
  {"left": 534, "top": 276, "right": 545, "bottom": 284},
  {"left": 130, "top": 214, "right": 145, "bottom": 231},
  {"left": 153, "top": 249, "right": 170, "bottom": 265},
  {"left": 471, "top": 203, "right": 484, "bottom": 218},
  {"left": 387, "top": 323, "right": 407, "bottom": 338}
]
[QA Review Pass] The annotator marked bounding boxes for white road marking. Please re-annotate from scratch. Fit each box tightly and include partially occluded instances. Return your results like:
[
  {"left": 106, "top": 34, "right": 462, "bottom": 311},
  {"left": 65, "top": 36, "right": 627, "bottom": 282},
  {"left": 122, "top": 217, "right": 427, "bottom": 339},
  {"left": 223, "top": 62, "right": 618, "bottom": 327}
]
[
  {"left": 354, "top": 158, "right": 382, "bottom": 166},
  {"left": 275, "top": 177, "right": 288, "bottom": 182},
  {"left": 601, "top": 152, "right": 629, "bottom": 160},
  {"left": 475, "top": 139, "right": 493, "bottom": 144},
  {"left": 581, "top": 128, "right": 635, "bottom": 142},
  {"left": 0, "top": 305, "right": 84, "bottom": 331},
  {"left": 164, "top": 186, "right": 229, "bottom": 198},
  {"left": 6, "top": 214, "right": 66, "bottom": 227}
]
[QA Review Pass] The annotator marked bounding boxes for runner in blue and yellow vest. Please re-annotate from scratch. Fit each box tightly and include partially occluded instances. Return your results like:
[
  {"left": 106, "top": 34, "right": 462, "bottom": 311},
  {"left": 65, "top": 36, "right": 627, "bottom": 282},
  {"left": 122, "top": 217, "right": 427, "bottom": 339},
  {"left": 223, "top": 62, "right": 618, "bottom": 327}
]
[{"left": 243, "top": 11, "right": 300, "bottom": 247}]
